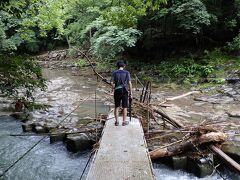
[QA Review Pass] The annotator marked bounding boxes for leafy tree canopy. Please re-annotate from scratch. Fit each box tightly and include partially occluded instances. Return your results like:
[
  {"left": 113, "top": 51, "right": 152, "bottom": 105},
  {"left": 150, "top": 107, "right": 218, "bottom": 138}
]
[{"left": 1, "top": 0, "right": 240, "bottom": 58}]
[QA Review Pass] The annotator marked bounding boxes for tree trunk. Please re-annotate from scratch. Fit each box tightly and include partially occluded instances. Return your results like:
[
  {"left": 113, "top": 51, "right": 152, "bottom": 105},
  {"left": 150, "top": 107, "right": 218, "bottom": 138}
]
[{"left": 150, "top": 132, "right": 227, "bottom": 160}]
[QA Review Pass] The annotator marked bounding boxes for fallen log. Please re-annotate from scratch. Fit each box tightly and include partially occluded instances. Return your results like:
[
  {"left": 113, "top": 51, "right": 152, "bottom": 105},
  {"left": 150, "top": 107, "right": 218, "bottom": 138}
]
[
  {"left": 10, "top": 128, "right": 103, "bottom": 137},
  {"left": 146, "top": 129, "right": 194, "bottom": 134},
  {"left": 150, "top": 132, "right": 227, "bottom": 160},
  {"left": 165, "top": 91, "right": 200, "bottom": 101},
  {"left": 133, "top": 101, "right": 159, "bottom": 125},
  {"left": 74, "top": 48, "right": 112, "bottom": 86},
  {"left": 210, "top": 145, "right": 240, "bottom": 174},
  {"left": 152, "top": 107, "right": 183, "bottom": 128}
]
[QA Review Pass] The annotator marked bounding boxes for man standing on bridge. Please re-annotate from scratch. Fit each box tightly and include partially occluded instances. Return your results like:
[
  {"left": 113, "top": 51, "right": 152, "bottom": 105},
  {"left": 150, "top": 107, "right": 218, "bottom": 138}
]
[{"left": 111, "top": 60, "right": 132, "bottom": 126}]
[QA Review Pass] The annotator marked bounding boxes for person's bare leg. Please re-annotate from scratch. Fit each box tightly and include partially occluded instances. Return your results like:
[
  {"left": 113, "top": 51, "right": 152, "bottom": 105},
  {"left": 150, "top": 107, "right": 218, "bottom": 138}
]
[
  {"left": 123, "top": 108, "right": 127, "bottom": 122},
  {"left": 114, "top": 107, "right": 119, "bottom": 123}
]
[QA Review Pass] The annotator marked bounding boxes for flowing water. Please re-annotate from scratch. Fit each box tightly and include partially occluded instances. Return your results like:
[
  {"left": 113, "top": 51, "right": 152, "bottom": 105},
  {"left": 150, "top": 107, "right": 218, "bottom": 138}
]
[
  {"left": 0, "top": 68, "right": 239, "bottom": 180},
  {"left": 0, "top": 116, "right": 239, "bottom": 180},
  {"left": 0, "top": 116, "right": 91, "bottom": 180}
]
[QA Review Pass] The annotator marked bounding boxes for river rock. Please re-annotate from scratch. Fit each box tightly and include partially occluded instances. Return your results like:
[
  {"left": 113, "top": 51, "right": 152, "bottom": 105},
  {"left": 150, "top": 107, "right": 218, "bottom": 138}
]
[
  {"left": 234, "top": 95, "right": 240, "bottom": 101},
  {"left": 44, "top": 122, "right": 57, "bottom": 131},
  {"left": 226, "top": 90, "right": 237, "bottom": 96},
  {"left": 227, "top": 111, "right": 240, "bottom": 118},
  {"left": 50, "top": 129, "right": 67, "bottom": 143},
  {"left": 22, "top": 123, "right": 35, "bottom": 132},
  {"left": 66, "top": 133, "right": 95, "bottom": 153},
  {"left": 10, "top": 112, "right": 25, "bottom": 120},
  {"left": 194, "top": 102, "right": 206, "bottom": 106},
  {"left": 50, "top": 52, "right": 58, "bottom": 58},
  {"left": 226, "top": 78, "right": 240, "bottom": 84},
  {"left": 194, "top": 96, "right": 234, "bottom": 104},
  {"left": 35, "top": 126, "right": 46, "bottom": 133}
]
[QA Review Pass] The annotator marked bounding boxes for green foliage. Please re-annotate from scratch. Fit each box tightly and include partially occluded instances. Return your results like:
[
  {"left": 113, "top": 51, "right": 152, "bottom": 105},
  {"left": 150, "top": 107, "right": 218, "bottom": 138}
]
[
  {"left": 95, "top": 59, "right": 114, "bottom": 73},
  {"left": 136, "top": 49, "right": 239, "bottom": 85},
  {"left": 101, "top": 0, "right": 167, "bottom": 28},
  {"left": 0, "top": 55, "right": 46, "bottom": 101},
  {"left": 0, "top": 0, "right": 70, "bottom": 53},
  {"left": 0, "top": 24, "right": 16, "bottom": 52},
  {"left": 227, "top": 33, "right": 240, "bottom": 52},
  {"left": 0, "top": 10, "right": 20, "bottom": 53},
  {"left": 64, "top": 0, "right": 107, "bottom": 47},
  {"left": 82, "top": 19, "right": 141, "bottom": 58},
  {"left": 20, "top": 0, "right": 66, "bottom": 37},
  {"left": 75, "top": 58, "right": 88, "bottom": 67},
  {"left": 150, "top": 59, "right": 214, "bottom": 84},
  {"left": 0, "top": 0, "right": 239, "bottom": 89},
  {"left": 173, "top": 0, "right": 211, "bottom": 34},
  {"left": 65, "top": 0, "right": 167, "bottom": 58}
]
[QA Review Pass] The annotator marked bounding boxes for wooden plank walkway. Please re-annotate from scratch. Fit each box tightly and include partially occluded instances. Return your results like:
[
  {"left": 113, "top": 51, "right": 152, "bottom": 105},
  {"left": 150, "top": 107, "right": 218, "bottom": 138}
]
[{"left": 86, "top": 113, "right": 155, "bottom": 180}]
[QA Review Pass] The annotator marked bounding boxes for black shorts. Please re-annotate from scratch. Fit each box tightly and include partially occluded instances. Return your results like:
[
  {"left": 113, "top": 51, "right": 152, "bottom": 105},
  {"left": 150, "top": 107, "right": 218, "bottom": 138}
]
[{"left": 114, "top": 88, "right": 128, "bottom": 108}]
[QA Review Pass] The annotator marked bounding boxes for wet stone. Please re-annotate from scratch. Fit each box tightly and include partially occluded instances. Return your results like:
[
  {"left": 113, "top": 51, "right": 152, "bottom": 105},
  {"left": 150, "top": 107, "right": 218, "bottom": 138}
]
[
  {"left": 194, "top": 102, "right": 206, "bottom": 106},
  {"left": 44, "top": 123, "right": 56, "bottom": 131},
  {"left": 66, "top": 133, "right": 95, "bottom": 153},
  {"left": 226, "top": 90, "right": 237, "bottom": 96},
  {"left": 227, "top": 111, "right": 240, "bottom": 118},
  {"left": 35, "top": 126, "right": 46, "bottom": 133},
  {"left": 22, "top": 123, "right": 34, "bottom": 132},
  {"left": 234, "top": 95, "right": 240, "bottom": 101},
  {"left": 10, "top": 112, "right": 26, "bottom": 121},
  {"left": 187, "top": 155, "right": 214, "bottom": 178},
  {"left": 171, "top": 156, "right": 187, "bottom": 170},
  {"left": 194, "top": 96, "right": 234, "bottom": 104},
  {"left": 36, "top": 121, "right": 45, "bottom": 127},
  {"left": 50, "top": 131, "right": 66, "bottom": 143}
]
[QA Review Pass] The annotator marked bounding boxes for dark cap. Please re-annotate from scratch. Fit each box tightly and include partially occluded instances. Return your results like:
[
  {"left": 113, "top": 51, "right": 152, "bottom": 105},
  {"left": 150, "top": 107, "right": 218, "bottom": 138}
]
[{"left": 116, "top": 60, "right": 126, "bottom": 68}]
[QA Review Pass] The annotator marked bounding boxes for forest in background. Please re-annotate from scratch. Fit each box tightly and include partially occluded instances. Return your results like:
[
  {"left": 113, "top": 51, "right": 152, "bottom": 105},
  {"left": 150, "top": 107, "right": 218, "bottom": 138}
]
[
  {"left": 1, "top": 0, "right": 240, "bottom": 56},
  {"left": 0, "top": 0, "right": 240, "bottom": 101}
]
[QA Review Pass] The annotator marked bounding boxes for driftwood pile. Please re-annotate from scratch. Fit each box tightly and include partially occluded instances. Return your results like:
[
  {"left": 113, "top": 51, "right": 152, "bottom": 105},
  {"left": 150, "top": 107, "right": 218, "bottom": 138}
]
[{"left": 131, "top": 89, "right": 240, "bottom": 174}]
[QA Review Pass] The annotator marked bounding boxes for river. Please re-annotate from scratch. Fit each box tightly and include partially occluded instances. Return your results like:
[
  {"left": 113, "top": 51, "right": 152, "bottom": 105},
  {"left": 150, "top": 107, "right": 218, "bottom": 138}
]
[{"left": 0, "top": 68, "right": 239, "bottom": 180}]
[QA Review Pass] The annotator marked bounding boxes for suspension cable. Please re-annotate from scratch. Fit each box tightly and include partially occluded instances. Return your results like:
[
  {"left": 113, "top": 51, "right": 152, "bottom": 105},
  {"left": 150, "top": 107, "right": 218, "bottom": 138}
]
[
  {"left": 0, "top": 137, "right": 45, "bottom": 178},
  {"left": 95, "top": 79, "right": 103, "bottom": 142},
  {"left": 79, "top": 152, "right": 94, "bottom": 180}
]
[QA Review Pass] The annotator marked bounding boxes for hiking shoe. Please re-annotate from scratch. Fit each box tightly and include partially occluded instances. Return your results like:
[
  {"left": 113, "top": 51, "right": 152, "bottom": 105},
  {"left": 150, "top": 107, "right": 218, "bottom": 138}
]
[
  {"left": 115, "top": 121, "right": 119, "bottom": 126},
  {"left": 122, "top": 121, "right": 129, "bottom": 126}
]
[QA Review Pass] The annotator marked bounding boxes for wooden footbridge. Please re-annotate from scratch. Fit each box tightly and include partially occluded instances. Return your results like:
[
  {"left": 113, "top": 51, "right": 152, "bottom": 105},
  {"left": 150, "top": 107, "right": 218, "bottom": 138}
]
[{"left": 86, "top": 113, "right": 155, "bottom": 180}]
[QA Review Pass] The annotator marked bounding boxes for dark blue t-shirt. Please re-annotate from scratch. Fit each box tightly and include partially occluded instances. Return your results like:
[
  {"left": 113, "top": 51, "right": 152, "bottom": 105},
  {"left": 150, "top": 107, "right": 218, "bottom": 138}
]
[{"left": 112, "top": 70, "right": 131, "bottom": 90}]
